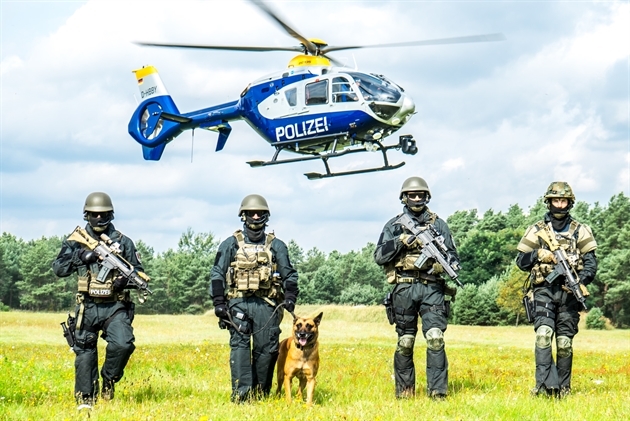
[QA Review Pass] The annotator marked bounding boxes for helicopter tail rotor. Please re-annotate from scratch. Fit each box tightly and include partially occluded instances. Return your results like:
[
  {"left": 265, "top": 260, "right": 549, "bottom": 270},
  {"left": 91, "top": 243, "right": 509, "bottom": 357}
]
[
  {"left": 128, "top": 66, "right": 187, "bottom": 159},
  {"left": 128, "top": 65, "right": 242, "bottom": 161}
]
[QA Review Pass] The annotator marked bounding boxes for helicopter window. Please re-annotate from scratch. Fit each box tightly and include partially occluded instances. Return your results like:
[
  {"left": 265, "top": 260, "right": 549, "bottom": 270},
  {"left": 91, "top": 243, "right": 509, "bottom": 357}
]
[
  {"left": 285, "top": 88, "right": 297, "bottom": 106},
  {"left": 332, "top": 77, "right": 358, "bottom": 103},
  {"left": 305, "top": 80, "right": 328, "bottom": 105},
  {"left": 347, "top": 72, "right": 401, "bottom": 104}
]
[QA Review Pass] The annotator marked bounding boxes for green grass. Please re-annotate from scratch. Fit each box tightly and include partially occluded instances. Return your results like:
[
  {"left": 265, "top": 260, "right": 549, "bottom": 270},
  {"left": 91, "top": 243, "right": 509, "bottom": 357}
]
[{"left": 1, "top": 305, "right": 629, "bottom": 420}]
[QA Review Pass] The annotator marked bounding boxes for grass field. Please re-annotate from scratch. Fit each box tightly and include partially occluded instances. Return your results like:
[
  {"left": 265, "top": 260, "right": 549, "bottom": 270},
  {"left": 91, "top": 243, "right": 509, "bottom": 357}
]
[{"left": 1, "top": 305, "right": 629, "bottom": 421}]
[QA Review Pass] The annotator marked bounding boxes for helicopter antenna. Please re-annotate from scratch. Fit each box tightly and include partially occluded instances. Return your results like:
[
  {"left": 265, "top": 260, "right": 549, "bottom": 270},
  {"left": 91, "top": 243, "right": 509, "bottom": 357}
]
[{"left": 191, "top": 129, "right": 195, "bottom": 163}]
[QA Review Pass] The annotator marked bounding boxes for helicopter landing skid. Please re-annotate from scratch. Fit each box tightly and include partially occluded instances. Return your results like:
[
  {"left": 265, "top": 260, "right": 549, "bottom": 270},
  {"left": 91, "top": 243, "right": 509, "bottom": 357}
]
[{"left": 247, "top": 135, "right": 415, "bottom": 179}]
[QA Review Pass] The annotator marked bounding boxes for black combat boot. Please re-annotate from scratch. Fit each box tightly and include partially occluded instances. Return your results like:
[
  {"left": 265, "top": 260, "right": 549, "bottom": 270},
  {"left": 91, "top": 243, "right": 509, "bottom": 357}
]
[
  {"left": 76, "top": 394, "right": 94, "bottom": 410},
  {"left": 101, "top": 378, "right": 115, "bottom": 401}
]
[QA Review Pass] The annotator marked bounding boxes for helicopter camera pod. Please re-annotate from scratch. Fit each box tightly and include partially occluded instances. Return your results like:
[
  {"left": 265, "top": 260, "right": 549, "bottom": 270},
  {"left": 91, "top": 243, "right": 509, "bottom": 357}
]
[{"left": 400, "top": 135, "right": 418, "bottom": 155}]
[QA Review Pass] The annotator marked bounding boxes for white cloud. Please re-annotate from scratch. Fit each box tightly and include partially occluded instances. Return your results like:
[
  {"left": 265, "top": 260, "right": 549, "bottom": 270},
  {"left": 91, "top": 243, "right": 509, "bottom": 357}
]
[{"left": 1, "top": 0, "right": 628, "bottom": 253}]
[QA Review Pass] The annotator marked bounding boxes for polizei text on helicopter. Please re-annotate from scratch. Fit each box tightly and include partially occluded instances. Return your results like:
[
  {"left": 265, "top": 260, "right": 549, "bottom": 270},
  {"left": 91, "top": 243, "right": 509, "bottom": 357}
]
[{"left": 275, "top": 116, "right": 329, "bottom": 142}]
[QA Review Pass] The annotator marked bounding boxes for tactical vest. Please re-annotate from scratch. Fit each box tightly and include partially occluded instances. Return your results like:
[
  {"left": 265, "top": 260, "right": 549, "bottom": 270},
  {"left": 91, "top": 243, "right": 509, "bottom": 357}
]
[
  {"left": 386, "top": 211, "right": 438, "bottom": 284},
  {"left": 227, "top": 230, "right": 282, "bottom": 300},
  {"left": 76, "top": 230, "right": 124, "bottom": 299},
  {"left": 529, "top": 221, "right": 584, "bottom": 285}
]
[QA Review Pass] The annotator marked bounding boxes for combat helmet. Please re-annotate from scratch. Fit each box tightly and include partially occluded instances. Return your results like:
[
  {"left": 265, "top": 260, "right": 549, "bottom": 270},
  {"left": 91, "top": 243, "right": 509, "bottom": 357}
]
[
  {"left": 238, "top": 194, "right": 270, "bottom": 216},
  {"left": 400, "top": 177, "right": 431, "bottom": 212},
  {"left": 239, "top": 194, "right": 270, "bottom": 230},
  {"left": 399, "top": 176, "right": 431, "bottom": 199},
  {"left": 84, "top": 192, "right": 114, "bottom": 213},
  {"left": 83, "top": 192, "right": 114, "bottom": 232},
  {"left": 543, "top": 181, "right": 575, "bottom": 203}
]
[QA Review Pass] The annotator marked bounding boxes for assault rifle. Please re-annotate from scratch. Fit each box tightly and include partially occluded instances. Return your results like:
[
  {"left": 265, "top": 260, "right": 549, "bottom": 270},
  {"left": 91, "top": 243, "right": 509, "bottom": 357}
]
[
  {"left": 68, "top": 226, "right": 152, "bottom": 301},
  {"left": 395, "top": 214, "right": 463, "bottom": 288},
  {"left": 535, "top": 226, "right": 588, "bottom": 310}
]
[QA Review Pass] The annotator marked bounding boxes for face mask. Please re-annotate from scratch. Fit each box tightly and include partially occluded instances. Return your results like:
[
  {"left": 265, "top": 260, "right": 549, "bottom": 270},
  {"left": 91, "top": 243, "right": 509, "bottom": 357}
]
[
  {"left": 404, "top": 192, "right": 429, "bottom": 212},
  {"left": 548, "top": 203, "right": 571, "bottom": 219},
  {"left": 242, "top": 211, "right": 269, "bottom": 230},
  {"left": 87, "top": 212, "right": 112, "bottom": 232}
]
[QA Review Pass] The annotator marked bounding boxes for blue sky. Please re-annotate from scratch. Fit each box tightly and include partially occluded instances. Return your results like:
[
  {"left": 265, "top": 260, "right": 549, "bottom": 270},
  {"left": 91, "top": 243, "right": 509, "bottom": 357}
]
[{"left": 1, "top": 0, "right": 628, "bottom": 254}]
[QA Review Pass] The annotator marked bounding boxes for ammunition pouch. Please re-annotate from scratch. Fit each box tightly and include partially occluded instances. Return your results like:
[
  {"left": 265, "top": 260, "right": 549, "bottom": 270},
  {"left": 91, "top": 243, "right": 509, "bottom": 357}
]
[
  {"left": 77, "top": 260, "right": 118, "bottom": 299},
  {"left": 88, "top": 279, "right": 114, "bottom": 299},
  {"left": 229, "top": 230, "right": 276, "bottom": 294},
  {"left": 396, "top": 252, "right": 433, "bottom": 272}
]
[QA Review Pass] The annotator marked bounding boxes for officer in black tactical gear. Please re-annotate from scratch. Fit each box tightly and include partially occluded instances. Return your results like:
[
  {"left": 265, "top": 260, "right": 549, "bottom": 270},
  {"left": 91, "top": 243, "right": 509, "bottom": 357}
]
[
  {"left": 52, "top": 192, "right": 148, "bottom": 409},
  {"left": 516, "top": 181, "right": 597, "bottom": 398},
  {"left": 210, "top": 194, "right": 299, "bottom": 403},
  {"left": 374, "top": 177, "right": 459, "bottom": 400}
]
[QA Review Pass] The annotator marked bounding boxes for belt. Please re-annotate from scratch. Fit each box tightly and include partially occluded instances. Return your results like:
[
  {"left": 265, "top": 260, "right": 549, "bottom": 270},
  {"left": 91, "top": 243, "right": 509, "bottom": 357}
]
[
  {"left": 396, "top": 271, "right": 439, "bottom": 284},
  {"left": 230, "top": 289, "right": 276, "bottom": 307},
  {"left": 78, "top": 293, "right": 121, "bottom": 303}
]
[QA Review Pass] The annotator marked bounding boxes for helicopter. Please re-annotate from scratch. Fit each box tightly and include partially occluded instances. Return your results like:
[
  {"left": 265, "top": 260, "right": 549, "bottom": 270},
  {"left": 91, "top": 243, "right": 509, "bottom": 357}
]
[{"left": 128, "top": 0, "right": 504, "bottom": 179}]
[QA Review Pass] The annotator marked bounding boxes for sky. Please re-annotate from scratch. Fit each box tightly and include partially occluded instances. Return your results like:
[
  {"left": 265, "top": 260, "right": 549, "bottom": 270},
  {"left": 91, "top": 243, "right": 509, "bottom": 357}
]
[{"left": 1, "top": 0, "right": 628, "bottom": 255}]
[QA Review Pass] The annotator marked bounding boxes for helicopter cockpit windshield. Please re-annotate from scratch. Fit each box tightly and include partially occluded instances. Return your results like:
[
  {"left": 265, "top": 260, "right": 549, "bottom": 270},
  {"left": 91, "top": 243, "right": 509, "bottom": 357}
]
[{"left": 346, "top": 72, "right": 401, "bottom": 104}]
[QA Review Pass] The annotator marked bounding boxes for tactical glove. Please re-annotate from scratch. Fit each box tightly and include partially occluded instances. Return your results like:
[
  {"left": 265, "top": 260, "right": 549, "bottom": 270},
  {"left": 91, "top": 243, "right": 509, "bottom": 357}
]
[
  {"left": 112, "top": 276, "right": 128, "bottom": 292},
  {"left": 283, "top": 291, "right": 297, "bottom": 313},
  {"left": 77, "top": 249, "right": 97, "bottom": 264},
  {"left": 214, "top": 303, "right": 229, "bottom": 320},
  {"left": 399, "top": 234, "right": 418, "bottom": 248},
  {"left": 431, "top": 262, "right": 444, "bottom": 274},
  {"left": 213, "top": 295, "right": 229, "bottom": 320},
  {"left": 537, "top": 249, "right": 557, "bottom": 264}
]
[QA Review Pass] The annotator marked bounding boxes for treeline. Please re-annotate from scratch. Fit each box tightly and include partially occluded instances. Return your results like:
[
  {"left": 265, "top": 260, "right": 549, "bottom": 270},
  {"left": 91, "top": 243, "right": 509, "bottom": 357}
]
[{"left": 1, "top": 193, "right": 628, "bottom": 327}]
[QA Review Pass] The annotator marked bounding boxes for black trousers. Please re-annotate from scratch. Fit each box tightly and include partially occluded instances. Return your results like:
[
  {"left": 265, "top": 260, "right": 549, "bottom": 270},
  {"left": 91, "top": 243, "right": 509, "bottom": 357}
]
[
  {"left": 391, "top": 281, "right": 448, "bottom": 397},
  {"left": 533, "top": 284, "right": 580, "bottom": 391}
]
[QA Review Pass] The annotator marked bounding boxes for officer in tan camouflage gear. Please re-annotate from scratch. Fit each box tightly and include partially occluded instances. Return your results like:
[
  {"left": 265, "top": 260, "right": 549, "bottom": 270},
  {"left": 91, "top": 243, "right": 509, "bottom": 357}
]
[
  {"left": 374, "top": 177, "right": 459, "bottom": 400},
  {"left": 516, "top": 181, "right": 597, "bottom": 398},
  {"left": 52, "top": 192, "right": 149, "bottom": 409},
  {"left": 210, "top": 194, "right": 299, "bottom": 403}
]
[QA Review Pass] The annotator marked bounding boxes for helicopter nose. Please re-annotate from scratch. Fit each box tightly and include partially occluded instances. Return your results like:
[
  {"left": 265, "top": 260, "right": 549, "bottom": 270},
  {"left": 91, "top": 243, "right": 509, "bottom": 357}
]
[{"left": 390, "top": 95, "right": 416, "bottom": 126}]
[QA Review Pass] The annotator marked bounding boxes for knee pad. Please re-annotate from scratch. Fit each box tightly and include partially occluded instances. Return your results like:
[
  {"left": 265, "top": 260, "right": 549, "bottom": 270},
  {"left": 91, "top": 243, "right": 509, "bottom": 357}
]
[
  {"left": 396, "top": 334, "right": 415, "bottom": 356},
  {"left": 556, "top": 336, "right": 573, "bottom": 358},
  {"left": 535, "top": 325, "right": 554, "bottom": 349},
  {"left": 425, "top": 328, "right": 444, "bottom": 351}
]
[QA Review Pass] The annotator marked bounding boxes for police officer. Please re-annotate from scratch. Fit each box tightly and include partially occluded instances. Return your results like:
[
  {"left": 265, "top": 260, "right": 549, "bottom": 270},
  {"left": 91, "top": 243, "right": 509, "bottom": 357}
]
[
  {"left": 210, "top": 194, "right": 299, "bottom": 403},
  {"left": 52, "top": 192, "right": 148, "bottom": 409},
  {"left": 516, "top": 182, "right": 597, "bottom": 398},
  {"left": 374, "top": 177, "right": 459, "bottom": 399}
]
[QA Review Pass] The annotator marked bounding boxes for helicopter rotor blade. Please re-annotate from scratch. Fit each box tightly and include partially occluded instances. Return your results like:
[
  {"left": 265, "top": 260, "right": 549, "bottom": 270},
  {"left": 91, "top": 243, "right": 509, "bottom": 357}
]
[
  {"left": 321, "top": 54, "right": 344, "bottom": 67},
  {"left": 321, "top": 33, "right": 506, "bottom": 54},
  {"left": 135, "top": 41, "right": 303, "bottom": 53},
  {"left": 248, "top": 0, "right": 318, "bottom": 55}
]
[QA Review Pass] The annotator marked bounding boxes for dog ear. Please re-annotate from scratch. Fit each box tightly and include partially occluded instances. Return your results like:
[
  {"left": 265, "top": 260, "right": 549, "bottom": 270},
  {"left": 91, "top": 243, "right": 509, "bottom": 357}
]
[
  {"left": 292, "top": 313, "right": 298, "bottom": 323},
  {"left": 314, "top": 312, "right": 323, "bottom": 326}
]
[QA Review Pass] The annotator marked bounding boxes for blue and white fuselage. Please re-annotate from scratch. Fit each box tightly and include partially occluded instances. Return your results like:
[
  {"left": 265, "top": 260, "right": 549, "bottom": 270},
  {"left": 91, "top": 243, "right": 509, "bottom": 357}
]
[{"left": 128, "top": 65, "right": 415, "bottom": 160}]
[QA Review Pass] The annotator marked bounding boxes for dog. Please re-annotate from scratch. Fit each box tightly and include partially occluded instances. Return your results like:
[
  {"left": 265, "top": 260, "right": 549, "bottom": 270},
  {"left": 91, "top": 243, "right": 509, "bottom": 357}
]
[{"left": 276, "top": 312, "right": 323, "bottom": 406}]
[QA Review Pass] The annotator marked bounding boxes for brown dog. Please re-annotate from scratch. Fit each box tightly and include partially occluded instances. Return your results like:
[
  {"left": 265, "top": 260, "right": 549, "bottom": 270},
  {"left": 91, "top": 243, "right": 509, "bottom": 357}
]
[{"left": 276, "top": 312, "right": 323, "bottom": 406}]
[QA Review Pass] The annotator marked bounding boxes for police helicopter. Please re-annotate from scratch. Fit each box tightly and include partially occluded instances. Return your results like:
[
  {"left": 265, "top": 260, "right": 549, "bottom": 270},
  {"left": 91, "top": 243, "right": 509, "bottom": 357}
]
[{"left": 128, "top": 0, "right": 504, "bottom": 179}]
